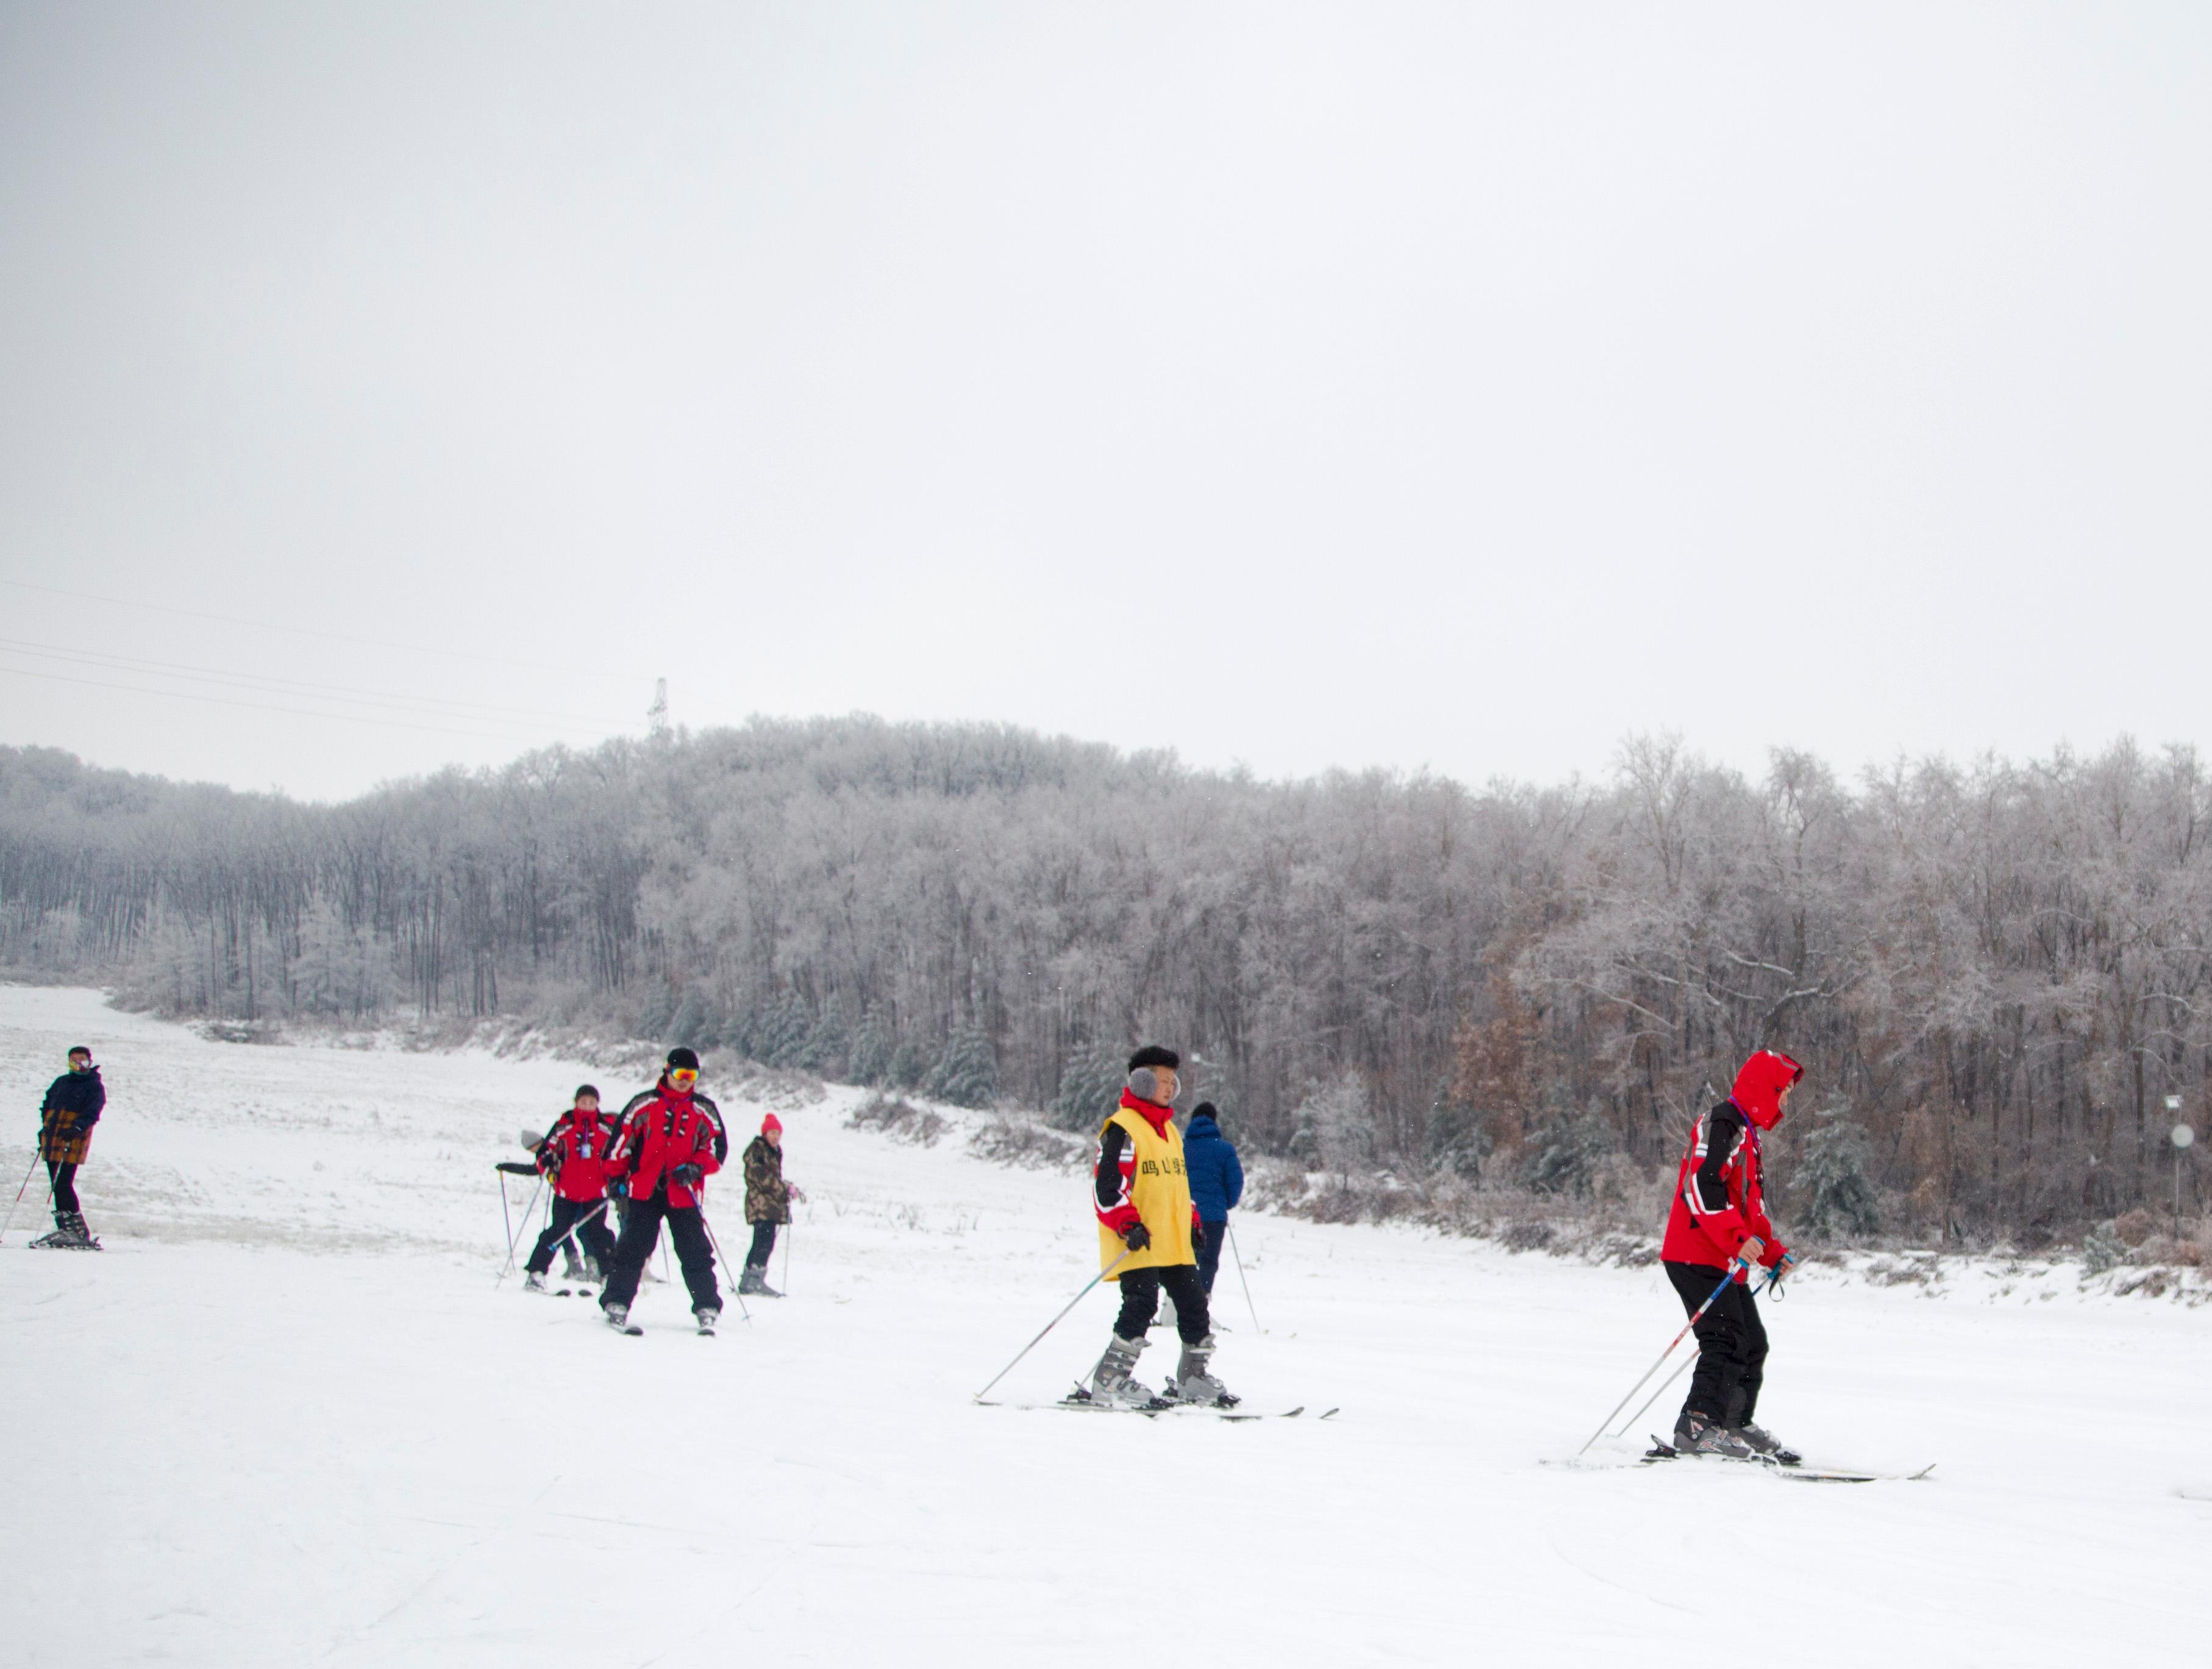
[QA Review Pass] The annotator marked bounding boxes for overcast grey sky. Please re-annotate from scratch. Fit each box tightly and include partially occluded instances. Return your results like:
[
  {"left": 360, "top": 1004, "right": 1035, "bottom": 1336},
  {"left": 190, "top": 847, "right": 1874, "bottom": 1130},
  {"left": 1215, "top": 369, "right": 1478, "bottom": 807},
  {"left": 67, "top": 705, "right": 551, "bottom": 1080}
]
[{"left": 3, "top": 3, "right": 2207, "bottom": 800}]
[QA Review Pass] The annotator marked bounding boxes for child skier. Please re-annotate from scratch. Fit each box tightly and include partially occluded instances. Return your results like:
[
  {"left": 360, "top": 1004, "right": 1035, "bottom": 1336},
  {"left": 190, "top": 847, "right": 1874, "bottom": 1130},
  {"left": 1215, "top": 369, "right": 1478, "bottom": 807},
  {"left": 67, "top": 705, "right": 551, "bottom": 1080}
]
[
  {"left": 1182, "top": 1101, "right": 1244, "bottom": 1296},
  {"left": 523, "top": 1085, "right": 618, "bottom": 1292},
  {"left": 1083, "top": 1045, "right": 1235, "bottom": 1409},
  {"left": 1660, "top": 1048, "right": 1805, "bottom": 1460},
  {"left": 32, "top": 1045, "right": 104, "bottom": 1250},
  {"left": 740, "top": 1112, "right": 804, "bottom": 1297},
  {"left": 599, "top": 1048, "right": 729, "bottom": 1334}
]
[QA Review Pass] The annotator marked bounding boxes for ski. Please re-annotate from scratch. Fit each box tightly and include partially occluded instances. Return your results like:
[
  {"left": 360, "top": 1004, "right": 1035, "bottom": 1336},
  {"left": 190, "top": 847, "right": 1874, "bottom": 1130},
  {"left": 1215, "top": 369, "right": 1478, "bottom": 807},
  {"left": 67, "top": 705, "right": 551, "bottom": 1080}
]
[
  {"left": 1163, "top": 1403, "right": 1315, "bottom": 1421},
  {"left": 1642, "top": 1438, "right": 1933, "bottom": 1484},
  {"left": 976, "top": 1396, "right": 1322, "bottom": 1421}
]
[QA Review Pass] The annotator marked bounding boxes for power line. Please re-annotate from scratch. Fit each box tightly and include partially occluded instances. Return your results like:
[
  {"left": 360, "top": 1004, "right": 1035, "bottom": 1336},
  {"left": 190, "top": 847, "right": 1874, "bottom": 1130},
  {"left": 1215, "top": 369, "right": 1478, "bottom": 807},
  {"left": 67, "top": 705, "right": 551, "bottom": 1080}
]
[
  {"left": 0, "top": 663, "right": 626, "bottom": 747},
  {"left": 0, "top": 576, "right": 653, "bottom": 688},
  {"left": 0, "top": 638, "right": 635, "bottom": 734}
]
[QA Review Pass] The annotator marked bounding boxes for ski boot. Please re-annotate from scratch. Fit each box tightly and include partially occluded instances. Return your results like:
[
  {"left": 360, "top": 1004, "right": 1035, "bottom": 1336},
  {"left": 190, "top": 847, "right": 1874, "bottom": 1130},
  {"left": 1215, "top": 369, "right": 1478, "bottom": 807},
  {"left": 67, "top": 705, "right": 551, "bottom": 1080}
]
[
  {"left": 695, "top": 1307, "right": 719, "bottom": 1336},
  {"left": 582, "top": 1255, "right": 604, "bottom": 1283},
  {"left": 1163, "top": 1333, "right": 1238, "bottom": 1407},
  {"left": 562, "top": 1245, "right": 587, "bottom": 1281},
  {"left": 29, "top": 1211, "right": 100, "bottom": 1251},
  {"left": 1672, "top": 1413, "right": 1758, "bottom": 1460},
  {"left": 1734, "top": 1422, "right": 1802, "bottom": 1465},
  {"left": 603, "top": 1301, "right": 633, "bottom": 1332},
  {"left": 738, "top": 1265, "right": 783, "bottom": 1298},
  {"left": 1073, "top": 1333, "right": 1168, "bottom": 1410},
  {"left": 523, "top": 1271, "right": 549, "bottom": 1293}
]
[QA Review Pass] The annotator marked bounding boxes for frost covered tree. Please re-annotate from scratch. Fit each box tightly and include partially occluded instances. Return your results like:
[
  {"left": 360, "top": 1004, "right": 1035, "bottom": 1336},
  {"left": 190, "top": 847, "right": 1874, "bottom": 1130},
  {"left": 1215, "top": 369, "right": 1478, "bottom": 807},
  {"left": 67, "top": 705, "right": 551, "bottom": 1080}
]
[
  {"left": 1795, "top": 1115, "right": 1882, "bottom": 1240},
  {"left": 1516, "top": 1110, "right": 1616, "bottom": 1199},
  {"left": 846, "top": 1007, "right": 892, "bottom": 1086},
  {"left": 926, "top": 1023, "right": 997, "bottom": 1108},
  {"left": 1290, "top": 1073, "right": 1374, "bottom": 1176},
  {"left": 1050, "top": 1040, "right": 1127, "bottom": 1132},
  {"left": 10, "top": 720, "right": 2212, "bottom": 1242}
]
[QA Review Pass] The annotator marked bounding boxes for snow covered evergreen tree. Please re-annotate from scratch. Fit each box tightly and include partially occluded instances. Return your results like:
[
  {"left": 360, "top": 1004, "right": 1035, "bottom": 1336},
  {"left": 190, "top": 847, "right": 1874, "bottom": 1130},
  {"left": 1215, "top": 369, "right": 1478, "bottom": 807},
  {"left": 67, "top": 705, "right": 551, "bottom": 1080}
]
[
  {"left": 1049, "top": 1040, "right": 1126, "bottom": 1132},
  {"left": 846, "top": 1007, "right": 891, "bottom": 1085},
  {"left": 1290, "top": 1073, "right": 1373, "bottom": 1175},
  {"left": 1516, "top": 1109, "right": 1614, "bottom": 1198},
  {"left": 926, "top": 1023, "right": 997, "bottom": 1108},
  {"left": 1797, "top": 1114, "right": 1883, "bottom": 1240}
]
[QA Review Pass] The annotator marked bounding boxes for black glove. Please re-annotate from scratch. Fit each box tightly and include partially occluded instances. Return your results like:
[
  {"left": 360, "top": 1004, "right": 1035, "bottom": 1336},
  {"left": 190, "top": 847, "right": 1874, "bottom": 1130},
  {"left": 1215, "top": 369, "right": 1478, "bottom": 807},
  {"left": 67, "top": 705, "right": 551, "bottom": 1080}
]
[
  {"left": 673, "top": 1163, "right": 704, "bottom": 1190},
  {"left": 538, "top": 1149, "right": 562, "bottom": 1177},
  {"left": 609, "top": 1178, "right": 629, "bottom": 1200},
  {"left": 1121, "top": 1221, "right": 1152, "bottom": 1252},
  {"left": 1191, "top": 1221, "right": 1205, "bottom": 1250}
]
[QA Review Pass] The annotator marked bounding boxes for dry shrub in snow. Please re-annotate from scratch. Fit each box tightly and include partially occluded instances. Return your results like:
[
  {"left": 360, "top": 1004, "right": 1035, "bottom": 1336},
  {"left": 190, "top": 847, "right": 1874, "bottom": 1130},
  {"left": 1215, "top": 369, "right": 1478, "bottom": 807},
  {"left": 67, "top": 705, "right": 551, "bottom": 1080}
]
[
  {"left": 846, "top": 1093, "right": 948, "bottom": 1147},
  {"left": 968, "top": 1117, "right": 1085, "bottom": 1172}
]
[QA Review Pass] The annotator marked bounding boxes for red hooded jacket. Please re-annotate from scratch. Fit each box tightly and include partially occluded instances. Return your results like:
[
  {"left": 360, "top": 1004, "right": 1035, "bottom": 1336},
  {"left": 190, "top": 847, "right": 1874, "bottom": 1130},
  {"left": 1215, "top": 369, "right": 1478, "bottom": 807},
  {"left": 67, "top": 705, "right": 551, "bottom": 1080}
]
[
  {"left": 1661, "top": 1050, "right": 1802, "bottom": 1278},
  {"left": 607, "top": 1080, "right": 728, "bottom": 1209},
  {"left": 537, "top": 1105, "right": 616, "bottom": 1204}
]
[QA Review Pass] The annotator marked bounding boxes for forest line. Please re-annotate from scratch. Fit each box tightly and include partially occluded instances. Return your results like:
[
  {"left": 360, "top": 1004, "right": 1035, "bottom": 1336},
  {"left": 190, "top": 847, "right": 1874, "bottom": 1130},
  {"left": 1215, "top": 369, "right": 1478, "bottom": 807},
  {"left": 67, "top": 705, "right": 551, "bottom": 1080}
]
[{"left": 3, "top": 718, "right": 2207, "bottom": 1249}]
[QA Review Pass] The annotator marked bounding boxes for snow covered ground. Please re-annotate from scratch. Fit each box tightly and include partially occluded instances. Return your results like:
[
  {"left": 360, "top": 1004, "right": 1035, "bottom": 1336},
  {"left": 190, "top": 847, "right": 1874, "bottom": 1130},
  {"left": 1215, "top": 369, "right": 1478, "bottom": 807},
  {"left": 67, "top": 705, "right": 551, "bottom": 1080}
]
[{"left": 2, "top": 985, "right": 2206, "bottom": 1667}]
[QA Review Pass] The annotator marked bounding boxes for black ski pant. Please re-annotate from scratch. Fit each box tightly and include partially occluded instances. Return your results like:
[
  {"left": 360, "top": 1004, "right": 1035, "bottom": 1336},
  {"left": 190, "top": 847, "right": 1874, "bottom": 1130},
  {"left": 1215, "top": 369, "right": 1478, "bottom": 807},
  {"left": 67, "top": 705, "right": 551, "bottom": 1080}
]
[
  {"left": 1196, "top": 1220, "right": 1227, "bottom": 1295},
  {"left": 526, "top": 1196, "right": 616, "bottom": 1276},
  {"left": 1113, "top": 1263, "right": 1210, "bottom": 1346},
  {"left": 46, "top": 1161, "right": 79, "bottom": 1215},
  {"left": 1665, "top": 1260, "right": 1768, "bottom": 1428},
  {"left": 601, "top": 1191, "right": 721, "bottom": 1315},
  {"left": 746, "top": 1220, "right": 777, "bottom": 1270}
]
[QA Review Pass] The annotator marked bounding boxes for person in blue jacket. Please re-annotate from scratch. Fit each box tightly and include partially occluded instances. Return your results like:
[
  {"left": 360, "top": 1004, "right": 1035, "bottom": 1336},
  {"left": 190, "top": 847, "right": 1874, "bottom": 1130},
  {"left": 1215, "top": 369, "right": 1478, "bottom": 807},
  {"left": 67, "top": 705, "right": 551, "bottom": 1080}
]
[{"left": 1182, "top": 1101, "right": 1244, "bottom": 1295}]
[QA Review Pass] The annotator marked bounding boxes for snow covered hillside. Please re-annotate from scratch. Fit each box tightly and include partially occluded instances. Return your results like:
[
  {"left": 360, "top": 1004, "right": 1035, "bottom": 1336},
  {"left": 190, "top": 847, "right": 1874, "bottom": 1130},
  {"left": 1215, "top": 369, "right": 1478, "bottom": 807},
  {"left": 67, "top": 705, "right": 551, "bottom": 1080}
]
[{"left": 2, "top": 987, "right": 2205, "bottom": 1667}]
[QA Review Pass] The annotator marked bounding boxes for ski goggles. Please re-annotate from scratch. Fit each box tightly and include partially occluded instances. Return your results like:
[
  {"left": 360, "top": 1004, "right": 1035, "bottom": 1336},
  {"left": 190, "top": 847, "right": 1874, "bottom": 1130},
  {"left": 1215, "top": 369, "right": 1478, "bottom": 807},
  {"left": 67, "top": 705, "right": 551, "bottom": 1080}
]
[{"left": 668, "top": 1068, "right": 699, "bottom": 1087}]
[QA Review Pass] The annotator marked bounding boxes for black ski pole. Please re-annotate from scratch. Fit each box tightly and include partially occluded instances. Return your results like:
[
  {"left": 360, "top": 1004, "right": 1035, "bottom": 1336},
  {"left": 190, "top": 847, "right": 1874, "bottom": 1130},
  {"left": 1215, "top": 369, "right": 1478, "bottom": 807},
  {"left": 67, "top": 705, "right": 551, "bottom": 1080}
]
[
  {"left": 693, "top": 1201, "right": 751, "bottom": 1323},
  {"left": 973, "top": 1249, "right": 1133, "bottom": 1403},
  {"left": 496, "top": 1176, "right": 545, "bottom": 1287},
  {"left": 1577, "top": 1259, "right": 1750, "bottom": 1456},
  {"left": 1, "top": 1152, "right": 41, "bottom": 1246},
  {"left": 1227, "top": 1218, "right": 1263, "bottom": 1333},
  {"left": 1612, "top": 1267, "right": 1782, "bottom": 1442}
]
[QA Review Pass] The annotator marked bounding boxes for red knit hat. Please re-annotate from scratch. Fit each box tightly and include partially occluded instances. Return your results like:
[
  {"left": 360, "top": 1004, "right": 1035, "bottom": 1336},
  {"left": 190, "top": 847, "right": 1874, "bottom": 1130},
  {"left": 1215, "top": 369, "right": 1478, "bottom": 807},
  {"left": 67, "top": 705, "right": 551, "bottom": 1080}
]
[{"left": 762, "top": 1113, "right": 783, "bottom": 1135}]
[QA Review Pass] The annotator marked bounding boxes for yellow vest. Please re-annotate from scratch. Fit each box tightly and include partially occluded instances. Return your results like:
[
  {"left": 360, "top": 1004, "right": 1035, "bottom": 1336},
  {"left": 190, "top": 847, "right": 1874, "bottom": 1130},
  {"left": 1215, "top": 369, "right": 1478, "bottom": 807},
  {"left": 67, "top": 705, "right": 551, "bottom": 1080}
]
[{"left": 1097, "top": 1106, "right": 1196, "bottom": 1278}]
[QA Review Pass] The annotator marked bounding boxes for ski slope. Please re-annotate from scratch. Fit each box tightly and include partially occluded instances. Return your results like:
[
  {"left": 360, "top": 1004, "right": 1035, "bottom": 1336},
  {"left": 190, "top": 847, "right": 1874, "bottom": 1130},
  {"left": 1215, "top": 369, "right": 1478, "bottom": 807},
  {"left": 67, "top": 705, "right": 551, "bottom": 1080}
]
[{"left": 1, "top": 986, "right": 2203, "bottom": 1667}]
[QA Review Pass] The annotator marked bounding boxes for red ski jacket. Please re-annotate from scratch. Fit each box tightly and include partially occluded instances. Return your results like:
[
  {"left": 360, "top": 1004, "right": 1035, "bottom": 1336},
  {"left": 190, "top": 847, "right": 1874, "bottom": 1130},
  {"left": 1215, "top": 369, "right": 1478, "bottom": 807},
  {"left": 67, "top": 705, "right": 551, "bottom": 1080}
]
[
  {"left": 537, "top": 1106, "right": 616, "bottom": 1204},
  {"left": 608, "top": 1081, "right": 727, "bottom": 1209},
  {"left": 1661, "top": 1050, "right": 1802, "bottom": 1278}
]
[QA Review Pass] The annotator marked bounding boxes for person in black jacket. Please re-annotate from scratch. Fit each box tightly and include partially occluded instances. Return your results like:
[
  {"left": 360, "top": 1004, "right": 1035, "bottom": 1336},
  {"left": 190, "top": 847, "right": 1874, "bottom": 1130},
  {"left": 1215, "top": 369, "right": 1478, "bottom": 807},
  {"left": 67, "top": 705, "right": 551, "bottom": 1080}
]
[{"left": 34, "top": 1046, "right": 105, "bottom": 1249}]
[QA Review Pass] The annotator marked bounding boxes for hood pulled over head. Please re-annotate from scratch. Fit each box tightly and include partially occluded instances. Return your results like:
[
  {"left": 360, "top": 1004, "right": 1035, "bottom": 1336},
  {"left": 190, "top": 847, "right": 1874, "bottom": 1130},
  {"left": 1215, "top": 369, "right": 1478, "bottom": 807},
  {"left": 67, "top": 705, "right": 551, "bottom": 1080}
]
[{"left": 1730, "top": 1049, "right": 1805, "bottom": 1130}]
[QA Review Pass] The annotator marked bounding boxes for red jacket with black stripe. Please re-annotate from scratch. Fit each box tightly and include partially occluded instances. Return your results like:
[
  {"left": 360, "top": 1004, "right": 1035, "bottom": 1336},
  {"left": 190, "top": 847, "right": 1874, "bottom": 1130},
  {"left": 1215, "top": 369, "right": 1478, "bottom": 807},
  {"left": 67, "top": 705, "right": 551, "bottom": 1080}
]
[
  {"left": 607, "top": 1081, "right": 727, "bottom": 1209},
  {"left": 1661, "top": 1050, "right": 1801, "bottom": 1278},
  {"left": 537, "top": 1106, "right": 616, "bottom": 1204}
]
